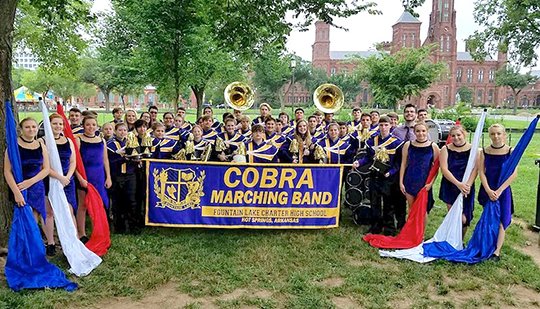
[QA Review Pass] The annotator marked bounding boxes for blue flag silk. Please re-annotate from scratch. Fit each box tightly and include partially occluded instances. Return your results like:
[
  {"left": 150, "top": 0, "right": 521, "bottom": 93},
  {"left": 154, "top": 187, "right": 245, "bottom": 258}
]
[
  {"left": 424, "top": 115, "right": 540, "bottom": 264},
  {"left": 4, "top": 101, "right": 77, "bottom": 292}
]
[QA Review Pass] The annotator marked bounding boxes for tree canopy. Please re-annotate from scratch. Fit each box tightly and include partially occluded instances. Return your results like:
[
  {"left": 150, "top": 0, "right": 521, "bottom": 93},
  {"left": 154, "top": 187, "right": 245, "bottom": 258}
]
[
  {"left": 466, "top": 0, "right": 540, "bottom": 66},
  {"left": 495, "top": 66, "right": 538, "bottom": 113},
  {"left": 101, "top": 0, "right": 380, "bottom": 117},
  {"left": 356, "top": 46, "right": 445, "bottom": 111}
]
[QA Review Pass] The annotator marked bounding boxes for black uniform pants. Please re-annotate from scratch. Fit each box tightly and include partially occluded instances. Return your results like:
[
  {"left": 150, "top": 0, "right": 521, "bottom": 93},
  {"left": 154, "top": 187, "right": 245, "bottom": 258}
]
[
  {"left": 369, "top": 173, "right": 399, "bottom": 232},
  {"left": 111, "top": 174, "right": 138, "bottom": 233}
]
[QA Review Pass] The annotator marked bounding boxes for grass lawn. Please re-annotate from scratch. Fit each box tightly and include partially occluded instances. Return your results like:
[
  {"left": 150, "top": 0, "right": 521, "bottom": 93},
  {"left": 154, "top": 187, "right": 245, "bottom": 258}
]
[{"left": 1, "top": 118, "right": 539, "bottom": 308}]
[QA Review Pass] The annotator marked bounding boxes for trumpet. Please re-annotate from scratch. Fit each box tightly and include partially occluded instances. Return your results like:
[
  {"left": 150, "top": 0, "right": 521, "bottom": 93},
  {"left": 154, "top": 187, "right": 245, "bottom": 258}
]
[
  {"left": 313, "top": 83, "right": 344, "bottom": 114},
  {"left": 224, "top": 82, "right": 254, "bottom": 111}
]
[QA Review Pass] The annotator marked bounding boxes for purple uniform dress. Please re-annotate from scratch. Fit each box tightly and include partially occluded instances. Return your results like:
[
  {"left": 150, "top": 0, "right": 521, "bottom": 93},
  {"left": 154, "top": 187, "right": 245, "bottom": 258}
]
[
  {"left": 439, "top": 148, "right": 475, "bottom": 226},
  {"left": 478, "top": 150, "right": 514, "bottom": 229},
  {"left": 57, "top": 140, "right": 78, "bottom": 211},
  {"left": 79, "top": 139, "right": 109, "bottom": 209},
  {"left": 19, "top": 144, "right": 46, "bottom": 220},
  {"left": 403, "top": 143, "right": 435, "bottom": 212}
]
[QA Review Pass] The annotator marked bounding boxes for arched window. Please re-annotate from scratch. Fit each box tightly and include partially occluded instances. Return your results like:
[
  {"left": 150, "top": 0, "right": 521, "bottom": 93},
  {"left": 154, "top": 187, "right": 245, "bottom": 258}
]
[
  {"left": 456, "top": 68, "right": 462, "bottom": 82},
  {"left": 477, "top": 89, "right": 483, "bottom": 104},
  {"left": 488, "top": 89, "right": 494, "bottom": 104}
]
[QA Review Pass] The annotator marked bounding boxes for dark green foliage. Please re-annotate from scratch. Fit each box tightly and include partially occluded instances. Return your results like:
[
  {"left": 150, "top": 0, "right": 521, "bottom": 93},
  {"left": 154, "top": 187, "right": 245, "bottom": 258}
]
[
  {"left": 466, "top": 0, "right": 540, "bottom": 66},
  {"left": 356, "top": 45, "right": 445, "bottom": 111}
]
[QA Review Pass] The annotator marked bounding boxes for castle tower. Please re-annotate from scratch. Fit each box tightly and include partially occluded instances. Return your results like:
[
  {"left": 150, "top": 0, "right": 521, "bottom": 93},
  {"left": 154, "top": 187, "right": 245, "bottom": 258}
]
[
  {"left": 423, "top": 0, "right": 458, "bottom": 107},
  {"left": 312, "top": 21, "right": 331, "bottom": 70},
  {"left": 391, "top": 11, "right": 422, "bottom": 54}
]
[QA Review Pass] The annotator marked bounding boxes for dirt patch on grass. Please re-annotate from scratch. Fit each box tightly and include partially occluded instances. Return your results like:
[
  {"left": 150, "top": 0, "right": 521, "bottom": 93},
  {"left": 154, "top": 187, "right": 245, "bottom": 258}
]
[
  {"left": 425, "top": 277, "right": 540, "bottom": 308},
  {"left": 89, "top": 283, "right": 274, "bottom": 309},
  {"left": 315, "top": 277, "right": 344, "bottom": 288},
  {"left": 509, "top": 285, "right": 540, "bottom": 307},
  {"left": 513, "top": 219, "right": 540, "bottom": 267},
  {"left": 331, "top": 296, "right": 360, "bottom": 309}
]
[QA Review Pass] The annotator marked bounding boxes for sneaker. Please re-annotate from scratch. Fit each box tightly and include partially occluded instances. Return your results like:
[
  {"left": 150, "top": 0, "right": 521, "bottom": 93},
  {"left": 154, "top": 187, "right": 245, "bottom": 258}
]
[
  {"left": 489, "top": 254, "right": 500, "bottom": 262},
  {"left": 80, "top": 235, "right": 89, "bottom": 244},
  {"left": 46, "top": 244, "right": 56, "bottom": 257}
]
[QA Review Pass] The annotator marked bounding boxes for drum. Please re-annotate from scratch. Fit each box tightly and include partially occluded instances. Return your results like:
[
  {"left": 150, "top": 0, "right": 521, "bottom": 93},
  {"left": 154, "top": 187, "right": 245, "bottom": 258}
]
[
  {"left": 433, "top": 119, "right": 454, "bottom": 145},
  {"left": 352, "top": 204, "right": 372, "bottom": 226},
  {"left": 346, "top": 170, "right": 363, "bottom": 187},
  {"left": 363, "top": 177, "right": 371, "bottom": 190},
  {"left": 424, "top": 119, "right": 441, "bottom": 144},
  {"left": 345, "top": 187, "right": 363, "bottom": 208},
  {"left": 362, "top": 190, "right": 370, "bottom": 204}
]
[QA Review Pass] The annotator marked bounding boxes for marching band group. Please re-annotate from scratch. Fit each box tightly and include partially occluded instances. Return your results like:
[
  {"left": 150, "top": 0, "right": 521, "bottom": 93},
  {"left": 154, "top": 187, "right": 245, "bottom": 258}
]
[{"left": 4, "top": 83, "right": 516, "bottom": 262}]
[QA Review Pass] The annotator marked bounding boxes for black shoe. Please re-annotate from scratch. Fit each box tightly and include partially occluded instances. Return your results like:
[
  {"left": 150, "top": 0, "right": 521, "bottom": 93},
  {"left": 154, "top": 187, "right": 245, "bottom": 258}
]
[
  {"left": 382, "top": 227, "right": 397, "bottom": 236},
  {"left": 368, "top": 225, "right": 382, "bottom": 234},
  {"left": 489, "top": 254, "right": 500, "bottom": 262},
  {"left": 46, "top": 244, "right": 56, "bottom": 256},
  {"left": 80, "top": 236, "right": 89, "bottom": 244}
]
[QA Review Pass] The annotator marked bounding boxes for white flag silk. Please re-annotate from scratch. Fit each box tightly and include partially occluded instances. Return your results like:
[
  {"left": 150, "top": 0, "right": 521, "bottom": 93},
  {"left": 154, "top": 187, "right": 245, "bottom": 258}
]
[
  {"left": 40, "top": 102, "right": 102, "bottom": 276},
  {"left": 379, "top": 111, "right": 487, "bottom": 262}
]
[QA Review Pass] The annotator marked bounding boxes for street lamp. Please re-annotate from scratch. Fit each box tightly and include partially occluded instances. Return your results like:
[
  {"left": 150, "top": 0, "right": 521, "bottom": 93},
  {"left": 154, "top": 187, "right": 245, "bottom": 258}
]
[{"left": 290, "top": 59, "right": 297, "bottom": 114}]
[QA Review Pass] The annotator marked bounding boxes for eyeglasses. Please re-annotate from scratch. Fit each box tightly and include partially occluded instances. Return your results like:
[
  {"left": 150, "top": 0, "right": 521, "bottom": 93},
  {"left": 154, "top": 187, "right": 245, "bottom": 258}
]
[{"left": 150, "top": 111, "right": 157, "bottom": 114}]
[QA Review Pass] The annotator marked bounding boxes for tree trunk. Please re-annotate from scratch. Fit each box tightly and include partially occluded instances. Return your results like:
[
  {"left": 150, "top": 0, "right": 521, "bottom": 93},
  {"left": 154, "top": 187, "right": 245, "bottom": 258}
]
[
  {"left": 191, "top": 85, "right": 205, "bottom": 119},
  {"left": 103, "top": 89, "right": 111, "bottom": 112},
  {"left": 0, "top": 0, "right": 19, "bottom": 247},
  {"left": 121, "top": 93, "right": 126, "bottom": 110},
  {"left": 513, "top": 89, "right": 520, "bottom": 115},
  {"left": 174, "top": 86, "right": 180, "bottom": 111}
]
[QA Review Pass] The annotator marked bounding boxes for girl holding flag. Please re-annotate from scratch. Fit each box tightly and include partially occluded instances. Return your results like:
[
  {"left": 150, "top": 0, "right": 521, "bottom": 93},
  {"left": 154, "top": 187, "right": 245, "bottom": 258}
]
[
  {"left": 76, "top": 116, "right": 112, "bottom": 242},
  {"left": 478, "top": 124, "right": 517, "bottom": 261},
  {"left": 399, "top": 122, "right": 440, "bottom": 212},
  {"left": 439, "top": 125, "right": 477, "bottom": 235},
  {"left": 4, "top": 118, "right": 52, "bottom": 251}
]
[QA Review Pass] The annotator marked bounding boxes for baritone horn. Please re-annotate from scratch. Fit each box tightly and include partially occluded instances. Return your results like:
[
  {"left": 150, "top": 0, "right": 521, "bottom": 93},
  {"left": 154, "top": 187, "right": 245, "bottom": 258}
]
[
  {"left": 224, "top": 82, "right": 254, "bottom": 111},
  {"left": 313, "top": 83, "right": 344, "bottom": 114}
]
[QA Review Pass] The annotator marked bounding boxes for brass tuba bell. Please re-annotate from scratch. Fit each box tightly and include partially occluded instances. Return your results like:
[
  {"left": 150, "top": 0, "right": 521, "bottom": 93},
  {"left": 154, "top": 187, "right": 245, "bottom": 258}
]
[
  {"left": 313, "top": 83, "right": 344, "bottom": 114},
  {"left": 224, "top": 82, "right": 254, "bottom": 111}
]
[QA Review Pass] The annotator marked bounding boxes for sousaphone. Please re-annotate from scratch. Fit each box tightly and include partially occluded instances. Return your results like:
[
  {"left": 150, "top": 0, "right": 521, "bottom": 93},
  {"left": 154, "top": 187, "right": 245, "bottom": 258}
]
[
  {"left": 224, "top": 82, "right": 255, "bottom": 111},
  {"left": 313, "top": 83, "right": 344, "bottom": 114}
]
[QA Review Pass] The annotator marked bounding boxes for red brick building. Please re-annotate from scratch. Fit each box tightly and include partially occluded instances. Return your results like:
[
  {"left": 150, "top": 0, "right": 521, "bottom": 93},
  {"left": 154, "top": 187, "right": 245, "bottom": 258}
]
[{"left": 311, "top": 0, "right": 540, "bottom": 108}]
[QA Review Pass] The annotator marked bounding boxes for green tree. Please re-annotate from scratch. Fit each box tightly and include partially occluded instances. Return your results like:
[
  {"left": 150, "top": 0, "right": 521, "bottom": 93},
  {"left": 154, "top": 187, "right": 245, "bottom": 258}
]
[
  {"left": 466, "top": 0, "right": 540, "bottom": 66},
  {"left": 11, "top": 68, "right": 28, "bottom": 89},
  {"left": 252, "top": 49, "right": 294, "bottom": 109},
  {"left": 79, "top": 57, "right": 116, "bottom": 111},
  {"left": 20, "top": 67, "right": 59, "bottom": 98},
  {"left": 0, "top": 0, "right": 93, "bottom": 246},
  {"left": 356, "top": 46, "right": 445, "bottom": 111},
  {"left": 328, "top": 72, "right": 362, "bottom": 106},
  {"left": 495, "top": 66, "right": 538, "bottom": 114},
  {"left": 457, "top": 86, "right": 473, "bottom": 104},
  {"left": 106, "top": 0, "right": 379, "bottom": 117}
]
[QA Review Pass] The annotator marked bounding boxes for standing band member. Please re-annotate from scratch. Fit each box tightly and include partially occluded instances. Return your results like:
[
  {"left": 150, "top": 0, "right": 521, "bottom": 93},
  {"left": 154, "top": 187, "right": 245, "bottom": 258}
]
[
  {"left": 439, "top": 125, "right": 477, "bottom": 236},
  {"left": 317, "top": 122, "right": 351, "bottom": 164},
  {"left": 107, "top": 122, "right": 140, "bottom": 234},
  {"left": 4, "top": 118, "right": 52, "bottom": 253},
  {"left": 76, "top": 116, "right": 112, "bottom": 242},
  {"left": 47, "top": 114, "right": 78, "bottom": 254},
  {"left": 399, "top": 122, "right": 440, "bottom": 212},
  {"left": 287, "top": 119, "right": 317, "bottom": 164},
  {"left": 354, "top": 116, "right": 403, "bottom": 234},
  {"left": 478, "top": 124, "right": 517, "bottom": 261},
  {"left": 245, "top": 124, "right": 278, "bottom": 163}
]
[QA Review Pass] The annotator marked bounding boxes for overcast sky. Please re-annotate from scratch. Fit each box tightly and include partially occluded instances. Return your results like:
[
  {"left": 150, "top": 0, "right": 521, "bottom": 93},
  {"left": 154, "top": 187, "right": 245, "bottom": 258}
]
[
  {"left": 285, "top": 1, "right": 477, "bottom": 60},
  {"left": 92, "top": 0, "right": 539, "bottom": 70}
]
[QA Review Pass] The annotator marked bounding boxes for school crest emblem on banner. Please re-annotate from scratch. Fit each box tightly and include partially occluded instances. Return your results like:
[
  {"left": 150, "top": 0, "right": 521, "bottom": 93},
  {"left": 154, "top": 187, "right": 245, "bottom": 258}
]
[{"left": 153, "top": 168, "right": 205, "bottom": 211}]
